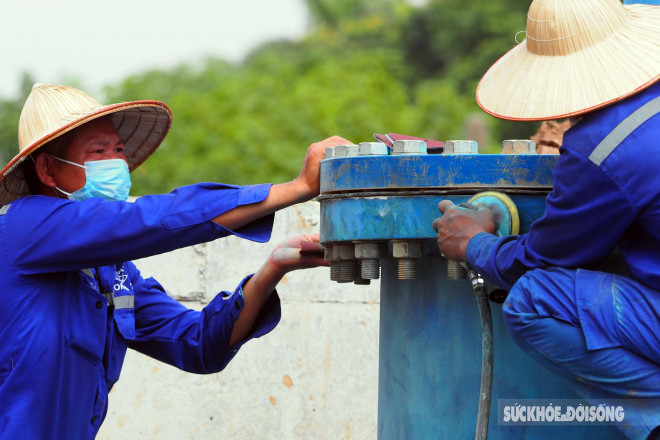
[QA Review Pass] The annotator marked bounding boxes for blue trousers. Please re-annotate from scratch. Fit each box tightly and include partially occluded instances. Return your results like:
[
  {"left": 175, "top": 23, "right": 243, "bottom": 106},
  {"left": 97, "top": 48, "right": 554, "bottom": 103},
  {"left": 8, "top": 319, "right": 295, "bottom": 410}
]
[{"left": 503, "top": 268, "right": 660, "bottom": 440}]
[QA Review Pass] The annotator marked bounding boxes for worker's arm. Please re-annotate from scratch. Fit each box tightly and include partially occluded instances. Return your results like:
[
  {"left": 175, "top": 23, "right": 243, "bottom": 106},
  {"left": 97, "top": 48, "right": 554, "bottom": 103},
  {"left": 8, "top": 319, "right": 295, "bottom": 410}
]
[
  {"left": 128, "top": 234, "right": 327, "bottom": 372},
  {"left": 212, "top": 136, "right": 351, "bottom": 231},
  {"left": 229, "top": 233, "right": 327, "bottom": 345},
  {"left": 7, "top": 136, "right": 351, "bottom": 274},
  {"left": 433, "top": 147, "right": 636, "bottom": 290}
]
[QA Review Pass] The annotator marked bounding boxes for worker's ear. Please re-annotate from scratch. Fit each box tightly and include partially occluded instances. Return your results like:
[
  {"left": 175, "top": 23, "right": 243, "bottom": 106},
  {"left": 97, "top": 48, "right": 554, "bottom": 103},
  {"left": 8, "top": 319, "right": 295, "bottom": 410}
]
[{"left": 34, "top": 154, "right": 58, "bottom": 188}]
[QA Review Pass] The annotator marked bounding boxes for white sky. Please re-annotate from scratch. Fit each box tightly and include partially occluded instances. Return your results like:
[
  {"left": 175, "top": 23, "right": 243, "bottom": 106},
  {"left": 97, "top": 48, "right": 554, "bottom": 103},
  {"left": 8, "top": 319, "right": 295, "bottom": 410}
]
[{"left": 0, "top": 0, "right": 310, "bottom": 99}]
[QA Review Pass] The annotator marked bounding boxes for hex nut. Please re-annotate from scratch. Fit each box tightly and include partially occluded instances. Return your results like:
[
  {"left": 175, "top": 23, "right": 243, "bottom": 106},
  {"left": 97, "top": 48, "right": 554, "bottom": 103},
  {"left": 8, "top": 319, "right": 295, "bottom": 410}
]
[
  {"left": 443, "top": 140, "right": 478, "bottom": 155},
  {"left": 391, "top": 241, "right": 422, "bottom": 258},
  {"left": 334, "top": 145, "right": 359, "bottom": 158},
  {"left": 336, "top": 244, "right": 355, "bottom": 260},
  {"left": 392, "top": 140, "right": 427, "bottom": 156},
  {"left": 358, "top": 142, "right": 389, "bottom": 156},
  {"left": 354, "top": 242, "right": 383, "bottom": 259},
  {"left": 501, "top": 139, "right": 536, "bottom": 155},
  {"left": 324, "top": 246, "right": 336, "bottom": 262},
  {"left": 324, "top": 147, "right": 336, "bottom": 159}
]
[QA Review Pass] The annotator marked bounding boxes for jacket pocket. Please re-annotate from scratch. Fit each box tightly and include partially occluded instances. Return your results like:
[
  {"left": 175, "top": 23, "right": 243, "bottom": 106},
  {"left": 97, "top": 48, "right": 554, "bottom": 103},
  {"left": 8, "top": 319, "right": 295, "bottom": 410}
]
[{"left": 64, "top": 285, "right": 107, "bottom": 365}]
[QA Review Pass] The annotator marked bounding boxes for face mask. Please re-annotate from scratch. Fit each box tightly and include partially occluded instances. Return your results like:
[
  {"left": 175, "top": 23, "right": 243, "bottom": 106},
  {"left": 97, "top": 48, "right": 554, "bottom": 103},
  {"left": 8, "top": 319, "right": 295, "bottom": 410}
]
[{"left": 51, "top": 156, "right": 132, "bottom": 202}]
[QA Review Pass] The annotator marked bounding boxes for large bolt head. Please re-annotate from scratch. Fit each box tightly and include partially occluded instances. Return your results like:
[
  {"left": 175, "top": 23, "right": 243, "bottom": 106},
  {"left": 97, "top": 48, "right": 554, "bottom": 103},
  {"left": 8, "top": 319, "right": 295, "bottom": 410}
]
[
  {"left": 501, "top": 139, "right": 536, "bottom": 155},
  {"left": 354, "top": 242, "right": 381, "bottom": 259},
  {"left": 324, "top": 147, "right": 336, "bottom": 159},
  {"left": 392, "top": 140, "right": 427, "bottom": 156},
  {"left": 336, "top": 244, "right": 355, "bottom": 260},
  {"left": 443, "top": 140, "right": 478, "bottom": 155},
  {"left": 358, "top": 142, "right": 389, "bottom": 156},
  {"left": 334, "top": 145, "right": 359, "bottom": 158},
  {"left": 391, "top": 241, "right": 422, "bottom": 258},
  {"left": 324, "top": 246, "right": 335, "bottom": 262}
]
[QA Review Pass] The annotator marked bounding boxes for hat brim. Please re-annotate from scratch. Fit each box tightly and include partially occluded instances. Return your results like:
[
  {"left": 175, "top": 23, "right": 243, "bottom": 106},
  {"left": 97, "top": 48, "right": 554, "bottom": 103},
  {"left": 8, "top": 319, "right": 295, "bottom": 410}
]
[
  {"left": 0, "top": 100, "right": 171, "bottom": 204},
  {"left": 476, "top": 5, "right": 660, "bottom": 121}
]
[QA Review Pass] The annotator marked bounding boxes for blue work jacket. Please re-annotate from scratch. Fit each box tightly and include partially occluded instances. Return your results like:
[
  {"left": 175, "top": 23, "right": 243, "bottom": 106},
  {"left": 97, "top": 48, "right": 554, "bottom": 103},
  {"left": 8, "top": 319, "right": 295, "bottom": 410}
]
[
  {"left": 467, "top": 82, "right": 660, "bottom": 349},
  {"left": 0, "top": 182, "right": 281, "bottom": 439}
]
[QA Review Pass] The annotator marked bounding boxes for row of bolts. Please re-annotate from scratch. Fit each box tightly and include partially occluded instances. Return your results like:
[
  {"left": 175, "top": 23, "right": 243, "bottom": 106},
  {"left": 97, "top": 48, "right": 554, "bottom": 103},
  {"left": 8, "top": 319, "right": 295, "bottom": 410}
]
[
  {"left": 323, "top": 138, "right": 538, "bottom": 158},
  {"left": 321, "top": 138, "right": 537, "bottom": 283},
  {"left": 324, "top": 241, "right": 467, "bottom": 284}
]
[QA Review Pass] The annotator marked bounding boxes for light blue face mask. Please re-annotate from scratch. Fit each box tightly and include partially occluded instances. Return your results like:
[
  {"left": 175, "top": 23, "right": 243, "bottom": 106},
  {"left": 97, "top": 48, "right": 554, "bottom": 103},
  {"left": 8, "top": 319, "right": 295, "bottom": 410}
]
[{"left": 51, "top": 156, "right": 132, "bottom": 202}]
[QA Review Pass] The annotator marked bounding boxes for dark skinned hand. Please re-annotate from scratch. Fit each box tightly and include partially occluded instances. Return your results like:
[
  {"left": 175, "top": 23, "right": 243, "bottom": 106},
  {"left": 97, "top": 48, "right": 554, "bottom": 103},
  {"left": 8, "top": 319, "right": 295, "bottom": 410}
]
[{"left": 431, "top": 200, "right": 496, "bottom": 262}]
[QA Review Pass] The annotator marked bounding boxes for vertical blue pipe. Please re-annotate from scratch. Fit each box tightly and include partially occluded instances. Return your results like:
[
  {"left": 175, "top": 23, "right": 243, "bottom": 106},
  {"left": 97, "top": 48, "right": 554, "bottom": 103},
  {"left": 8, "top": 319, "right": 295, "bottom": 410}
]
[{"left": 377, "top": 252, "right": 626, "bottom": 439}]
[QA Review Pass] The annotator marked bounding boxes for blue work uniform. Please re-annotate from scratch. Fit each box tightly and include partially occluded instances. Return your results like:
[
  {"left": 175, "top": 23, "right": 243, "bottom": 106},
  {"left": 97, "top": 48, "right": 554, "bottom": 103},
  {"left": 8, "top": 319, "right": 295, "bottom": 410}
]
[
  {"left": 466, "top": 81, "right": 660, "bottom": 440},
  {"left": 0, "top": 182, "right": 281, "bottom": 440}
]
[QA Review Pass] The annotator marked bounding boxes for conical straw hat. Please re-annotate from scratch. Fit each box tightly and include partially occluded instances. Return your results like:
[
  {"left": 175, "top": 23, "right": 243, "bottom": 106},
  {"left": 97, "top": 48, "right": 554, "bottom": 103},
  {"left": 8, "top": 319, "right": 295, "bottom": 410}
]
[
  {"left": 476, "top": 0, "right": 660, "bottom": 121},
  {"left": 0, "top": 83, "right": 172, "bottom": 204}
]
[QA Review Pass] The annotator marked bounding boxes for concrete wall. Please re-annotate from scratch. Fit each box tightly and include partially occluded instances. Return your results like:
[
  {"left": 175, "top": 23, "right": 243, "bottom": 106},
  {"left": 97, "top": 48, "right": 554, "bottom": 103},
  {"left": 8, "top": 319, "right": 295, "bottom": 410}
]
[{"left": 97, "top": 201, "right": 380, "bottom": 440}]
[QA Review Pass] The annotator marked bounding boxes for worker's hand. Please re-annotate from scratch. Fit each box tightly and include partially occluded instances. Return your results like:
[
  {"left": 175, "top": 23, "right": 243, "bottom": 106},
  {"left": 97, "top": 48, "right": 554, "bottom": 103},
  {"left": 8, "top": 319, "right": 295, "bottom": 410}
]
[
  {"left": 267, "top": 233, "right": 329, "bottom": 277},
  {"left": 295, "top": 136, "right": 354, "bottom": 199},
  {"left": 432, "top": 200, "right": 496, "bottom": 262}
]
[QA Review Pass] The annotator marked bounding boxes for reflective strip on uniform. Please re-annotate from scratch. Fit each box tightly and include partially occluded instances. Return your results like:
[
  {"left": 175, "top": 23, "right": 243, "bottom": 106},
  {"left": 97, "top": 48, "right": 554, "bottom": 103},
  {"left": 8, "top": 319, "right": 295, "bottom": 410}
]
[
  {"left": 589, "top": 96, "right": 660, "bottom": 166},
  {"left": 113, "top": 295, "right": 134, "bottom": 310},
  {"left": 0, "top": 204, "right": 11, "bottom": 215}
]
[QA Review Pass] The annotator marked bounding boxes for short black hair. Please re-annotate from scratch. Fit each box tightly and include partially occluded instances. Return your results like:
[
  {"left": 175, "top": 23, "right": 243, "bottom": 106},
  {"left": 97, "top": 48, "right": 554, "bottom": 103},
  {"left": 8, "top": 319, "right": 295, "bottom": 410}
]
[{"left": 23, "top": 130, "right": 76, "bottom": 194}]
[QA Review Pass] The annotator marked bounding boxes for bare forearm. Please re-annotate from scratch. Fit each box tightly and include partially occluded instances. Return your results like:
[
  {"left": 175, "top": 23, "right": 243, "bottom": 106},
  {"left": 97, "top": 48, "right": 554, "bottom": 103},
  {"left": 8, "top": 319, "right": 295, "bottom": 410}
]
[
  {"left": 229, "top": 257, "right": 284, "bottom": 346},
  {"left": 212, "top": 180, "right": 311, "bottom": 231}
]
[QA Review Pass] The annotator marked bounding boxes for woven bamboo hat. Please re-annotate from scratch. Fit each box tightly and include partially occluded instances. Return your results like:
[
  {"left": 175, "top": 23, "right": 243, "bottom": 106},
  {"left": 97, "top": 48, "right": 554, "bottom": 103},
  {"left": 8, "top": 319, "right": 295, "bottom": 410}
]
[
  {"left": 0, "top": 83, "right": 172, "bottom": 204},
  {"left": 476, "top": 0, "right": 660, "bottom": 121}
]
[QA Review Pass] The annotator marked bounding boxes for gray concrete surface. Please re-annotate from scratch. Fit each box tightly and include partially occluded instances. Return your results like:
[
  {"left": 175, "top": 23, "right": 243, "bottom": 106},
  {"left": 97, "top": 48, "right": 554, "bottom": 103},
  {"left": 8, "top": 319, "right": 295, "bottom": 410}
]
[{"left": 97, "top": 201, "right": 380, "bottom": 440}]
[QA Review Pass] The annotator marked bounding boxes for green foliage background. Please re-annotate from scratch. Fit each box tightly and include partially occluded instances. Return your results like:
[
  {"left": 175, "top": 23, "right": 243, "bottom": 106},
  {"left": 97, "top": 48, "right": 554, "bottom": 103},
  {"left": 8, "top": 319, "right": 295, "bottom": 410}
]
[{"left": 0, "top": 0, "right": 540, "bottom": 195}]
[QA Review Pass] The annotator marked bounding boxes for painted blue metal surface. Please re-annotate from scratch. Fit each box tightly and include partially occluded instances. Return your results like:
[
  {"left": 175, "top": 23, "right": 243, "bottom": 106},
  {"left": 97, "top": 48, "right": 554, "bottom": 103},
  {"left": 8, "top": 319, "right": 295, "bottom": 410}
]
[
  {"left": 378, "top": 254, "right": 625, "bottom": 440},
  {"left": 320, "top": 194, "right": 545, "bottom": 243},
  {"left": 320, "top": 154, "right": 558, "bottom": 193},
  {"left": 319, "top": 153, "right": 624, "bottom": 439}
]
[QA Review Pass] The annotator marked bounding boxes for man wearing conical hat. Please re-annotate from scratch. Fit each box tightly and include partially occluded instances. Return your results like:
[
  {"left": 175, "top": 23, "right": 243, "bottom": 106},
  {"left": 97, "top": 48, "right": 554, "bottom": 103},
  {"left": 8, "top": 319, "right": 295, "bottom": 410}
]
[
  {"left": 0, "top": 83, "right": 351, "bottom": 439},
  {"left": 433, "top": 0, "right": 660, "bottom": 439}
]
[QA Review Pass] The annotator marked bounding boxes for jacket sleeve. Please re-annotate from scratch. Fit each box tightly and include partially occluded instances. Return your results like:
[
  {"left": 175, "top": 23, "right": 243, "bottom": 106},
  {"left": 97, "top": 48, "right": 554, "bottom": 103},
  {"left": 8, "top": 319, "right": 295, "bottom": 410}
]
[
  {"left": 5, "top": 183, "right": 273, "bottom": 275},
  {"left": 465, "top": 147, "right": 636, "bottom": 290},
  {"left": 127, "top": 264, "right": 281, "bottom": 373}
]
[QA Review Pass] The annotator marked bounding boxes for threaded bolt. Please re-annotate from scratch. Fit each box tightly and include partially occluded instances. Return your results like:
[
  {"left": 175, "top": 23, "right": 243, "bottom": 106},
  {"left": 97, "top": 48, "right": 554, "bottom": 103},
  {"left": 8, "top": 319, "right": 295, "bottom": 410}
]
[
  {"left": 334, "top": 145, "right": 359, "bottom": 158},
  {"left": 330, "top": 261, "right": 340, "bottom": 281},
  {"left": 354, "top": 242, "right": 385, "bottom": 280},
  {"left": 397, "top": 259, "right": 417, "bottom": 280},
  {"left": 338, "top": 260, "right": 358, "bottom": 283},
  {"left": 443, "top": 140, "right": 478, "bottom": 155},
  {"left": 353, "top": 261, "right": 372, "bottom": 285},
  {"left": 392, "top": 140, "right": 427, "bottom": 156},
  {"left": 391, "top": 241, "right": 421, "bottom": 280},
  {"left": 360, "top": 259, "right": 380, "bottom": 279},
  {"left": 447, "top": 260, "right": 467, "bottom": 280},
  {"left": 358, "top": 142, "right": 389, "bottom": 156},
  {"left": 501, "top": 139, "right": 536, "bottom": 155}
]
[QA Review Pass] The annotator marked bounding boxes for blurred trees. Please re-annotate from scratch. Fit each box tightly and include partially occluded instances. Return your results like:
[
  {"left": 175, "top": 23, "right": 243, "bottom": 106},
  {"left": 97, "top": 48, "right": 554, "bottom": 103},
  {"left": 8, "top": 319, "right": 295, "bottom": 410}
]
[
  {"left": 0, "top": 0, "right": 542, "bottom": 195},
  {"left": 0, "top": 74, "right": 35, "bottom": 166}
]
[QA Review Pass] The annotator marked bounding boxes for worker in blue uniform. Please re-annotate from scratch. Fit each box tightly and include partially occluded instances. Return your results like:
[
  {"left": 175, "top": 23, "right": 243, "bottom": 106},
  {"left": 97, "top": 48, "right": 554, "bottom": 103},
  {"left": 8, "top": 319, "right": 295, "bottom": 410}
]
[
  {"left": 432, "top": 0, "right": 660, "bottom": 439},
  {"left": 0, "top": 83, "right": 350, "bottom": 439}
]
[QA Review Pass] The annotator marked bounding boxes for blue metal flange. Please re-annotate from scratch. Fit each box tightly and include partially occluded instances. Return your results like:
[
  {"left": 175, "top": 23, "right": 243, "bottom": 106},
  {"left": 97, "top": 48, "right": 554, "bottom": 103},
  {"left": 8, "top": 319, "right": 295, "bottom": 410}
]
[{"left": 319, "top": 154, "right": 557, "bottom": 243}]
